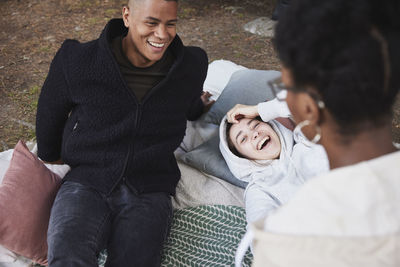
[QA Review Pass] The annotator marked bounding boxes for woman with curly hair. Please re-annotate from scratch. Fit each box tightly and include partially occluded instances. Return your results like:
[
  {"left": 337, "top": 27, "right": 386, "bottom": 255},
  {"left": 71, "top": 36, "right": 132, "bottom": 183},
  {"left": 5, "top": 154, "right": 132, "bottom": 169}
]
[{"left": 235, "top": 0, "right": 400, "bottom": 266}]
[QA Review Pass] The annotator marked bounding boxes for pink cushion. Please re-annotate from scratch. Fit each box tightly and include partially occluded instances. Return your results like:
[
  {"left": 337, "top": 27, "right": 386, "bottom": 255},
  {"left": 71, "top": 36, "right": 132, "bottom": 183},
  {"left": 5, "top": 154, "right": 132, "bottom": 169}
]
[{"left": 0, "top": 140, "right": 61, "bottom": 265}]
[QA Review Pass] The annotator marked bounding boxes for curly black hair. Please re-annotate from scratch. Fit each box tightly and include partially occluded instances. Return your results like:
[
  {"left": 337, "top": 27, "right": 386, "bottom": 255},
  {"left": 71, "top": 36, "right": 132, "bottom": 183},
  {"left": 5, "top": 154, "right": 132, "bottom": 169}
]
[{"left": 274, "top": 0, "right": 400, "bottom": 135}]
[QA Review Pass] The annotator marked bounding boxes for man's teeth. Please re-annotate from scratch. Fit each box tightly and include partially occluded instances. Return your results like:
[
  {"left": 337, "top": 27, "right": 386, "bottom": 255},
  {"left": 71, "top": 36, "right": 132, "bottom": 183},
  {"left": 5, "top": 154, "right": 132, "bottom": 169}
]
[{"left": 148, "top": 41, "right": 165, "bottom": 48}]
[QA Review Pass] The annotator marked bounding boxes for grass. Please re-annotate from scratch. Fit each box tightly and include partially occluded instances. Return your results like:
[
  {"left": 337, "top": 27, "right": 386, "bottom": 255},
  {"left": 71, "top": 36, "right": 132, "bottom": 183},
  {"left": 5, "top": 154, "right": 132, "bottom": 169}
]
[
  {"left": 180, "top": 7, "right": 196, "bottom": 19},
  {"left": 88, "top": 17, "right": 102, "bottom": 25},
  {"left": 2, "top": 84, "right": 40, "bottom": 150},
  {"left": 39, "top": 45, "right": 51, "bottom": 53},
  {"left": 105, "top": 8, "right": 119, "bottom": 18}
]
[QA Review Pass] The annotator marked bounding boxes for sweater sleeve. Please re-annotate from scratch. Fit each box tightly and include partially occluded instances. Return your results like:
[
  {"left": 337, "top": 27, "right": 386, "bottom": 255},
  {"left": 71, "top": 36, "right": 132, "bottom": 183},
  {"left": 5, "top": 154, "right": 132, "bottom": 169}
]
[
  {"left": 257, "top": 91, "right": 291, "bottom": 122},
  {"left": 36, "top": 43, "right": 74, "bottom": 161},
  {"left": 186, "top": 96, "right": 205, "bottom": 121},
  {"left": 245, "top": 184, "right": 281, "bottom": 223},
  {"left": 186, "top": 47, "right": 208, "bottom": 121}
]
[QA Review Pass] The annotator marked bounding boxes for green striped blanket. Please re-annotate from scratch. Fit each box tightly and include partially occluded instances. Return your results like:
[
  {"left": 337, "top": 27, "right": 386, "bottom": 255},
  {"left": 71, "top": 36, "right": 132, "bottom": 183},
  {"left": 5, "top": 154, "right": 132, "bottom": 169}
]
[{"left": 98, "top": 205, "right": 253, "bottom": 267}]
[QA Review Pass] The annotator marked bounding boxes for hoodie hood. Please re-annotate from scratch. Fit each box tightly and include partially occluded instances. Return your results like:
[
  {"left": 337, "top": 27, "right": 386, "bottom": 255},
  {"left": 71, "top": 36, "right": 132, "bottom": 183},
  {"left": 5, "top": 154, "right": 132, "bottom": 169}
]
[{"left": 219, "top": 115, "right": 294, "bottom": 183}]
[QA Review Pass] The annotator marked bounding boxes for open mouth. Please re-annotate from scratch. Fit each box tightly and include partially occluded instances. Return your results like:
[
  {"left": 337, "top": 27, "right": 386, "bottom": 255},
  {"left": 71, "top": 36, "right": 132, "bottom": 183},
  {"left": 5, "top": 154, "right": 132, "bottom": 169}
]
[
  {"left": 148, "top": 41, "right": 165, "bottom": 48},
  {"left": 258, "top": 136, "right": 271, "bottom": 150}
]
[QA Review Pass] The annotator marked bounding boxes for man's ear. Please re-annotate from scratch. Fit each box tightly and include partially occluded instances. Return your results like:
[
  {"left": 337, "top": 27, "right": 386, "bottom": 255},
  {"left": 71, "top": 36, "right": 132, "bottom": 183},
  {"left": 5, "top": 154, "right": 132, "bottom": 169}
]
[{"left": 122, "top": 6, "right": 130, "bottom": 27}]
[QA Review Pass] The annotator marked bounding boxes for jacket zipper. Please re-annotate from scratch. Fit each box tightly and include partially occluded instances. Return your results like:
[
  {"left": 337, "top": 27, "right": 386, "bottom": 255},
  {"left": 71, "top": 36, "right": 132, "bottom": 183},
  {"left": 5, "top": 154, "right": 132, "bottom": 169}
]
[
  {"left": 107, "top": 103, "right": 142, "bottom": 195},
  {"left": 140, "top": 58, "right": 179, "bottom": 104},
  {"left": 103, "top": 38, "right": 165, "bottom": 194},
  {"left": 108, "top": 145, "right": 130, "bottom": 195}
]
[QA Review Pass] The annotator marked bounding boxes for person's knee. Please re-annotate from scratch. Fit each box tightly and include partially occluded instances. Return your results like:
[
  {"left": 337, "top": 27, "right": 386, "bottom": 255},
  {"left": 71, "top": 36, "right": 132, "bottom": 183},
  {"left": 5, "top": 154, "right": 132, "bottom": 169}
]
[
  {"left": 47, "top": 220, "right": 107, "bottom": 267},
  {"left": 47, "top": 182, "right": 111, "bottom": 266}
]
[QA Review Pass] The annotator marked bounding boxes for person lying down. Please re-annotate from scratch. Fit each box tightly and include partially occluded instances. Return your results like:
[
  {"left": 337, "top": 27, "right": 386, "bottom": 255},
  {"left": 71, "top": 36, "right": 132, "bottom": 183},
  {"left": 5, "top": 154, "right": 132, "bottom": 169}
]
[{"left": 219, "top": 94, "right": 329, "bottom": 225}]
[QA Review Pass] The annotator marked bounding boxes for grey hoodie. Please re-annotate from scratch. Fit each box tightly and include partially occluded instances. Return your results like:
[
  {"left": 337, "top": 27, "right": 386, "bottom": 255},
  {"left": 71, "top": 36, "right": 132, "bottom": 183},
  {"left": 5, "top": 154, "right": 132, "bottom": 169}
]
[{"left": 219, "top": 114, "right": 329, "bottom": 222}]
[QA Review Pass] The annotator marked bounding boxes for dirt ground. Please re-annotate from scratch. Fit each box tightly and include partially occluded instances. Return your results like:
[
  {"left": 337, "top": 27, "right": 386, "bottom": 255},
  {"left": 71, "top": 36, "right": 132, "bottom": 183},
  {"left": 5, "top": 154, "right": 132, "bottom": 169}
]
[{"left": 0, "top": 0, "right": 399, "bottom": 152}]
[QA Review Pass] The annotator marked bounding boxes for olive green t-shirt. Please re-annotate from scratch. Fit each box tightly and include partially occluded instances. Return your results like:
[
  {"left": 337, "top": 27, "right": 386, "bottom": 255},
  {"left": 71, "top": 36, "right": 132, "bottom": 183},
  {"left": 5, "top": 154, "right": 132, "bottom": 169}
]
[{"left": 111, "top": 35, "right": 175, "bottom": 101}]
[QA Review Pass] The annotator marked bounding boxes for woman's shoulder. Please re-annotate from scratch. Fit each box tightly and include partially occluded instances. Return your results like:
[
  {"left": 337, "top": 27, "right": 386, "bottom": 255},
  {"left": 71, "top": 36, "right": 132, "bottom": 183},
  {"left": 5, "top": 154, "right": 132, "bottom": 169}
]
[
  {"left": 264, "top": 150, "right": 400, "bottom": 236},
  {"left": 294, "top": 149, "right": 400, "bottom": 205},
  {"left": 306, "top": 149, "right": 400, "bottom": 180}
]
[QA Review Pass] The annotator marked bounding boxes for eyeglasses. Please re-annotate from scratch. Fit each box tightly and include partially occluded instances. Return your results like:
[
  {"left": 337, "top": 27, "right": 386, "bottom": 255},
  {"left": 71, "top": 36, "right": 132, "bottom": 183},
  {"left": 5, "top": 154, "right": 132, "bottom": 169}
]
[
  {"left": 268, "top": 77, "right": 287, "bottom": 101},
  {"left": 268, "top": 77, "right": 325, "bottom": 109}
]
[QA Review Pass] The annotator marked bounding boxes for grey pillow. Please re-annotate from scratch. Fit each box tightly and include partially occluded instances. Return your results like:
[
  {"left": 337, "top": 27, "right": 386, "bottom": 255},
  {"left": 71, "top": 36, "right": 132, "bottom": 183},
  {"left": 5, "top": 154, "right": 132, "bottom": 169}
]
[
  {"left": 182, "top": 68, "right": 281, "bottom": 188},
  {"left": 180, "top": 133, "right": 248, "bottom": 188},
  {"left": 202, "top": 69, "right": 281, "bottom": 125}
]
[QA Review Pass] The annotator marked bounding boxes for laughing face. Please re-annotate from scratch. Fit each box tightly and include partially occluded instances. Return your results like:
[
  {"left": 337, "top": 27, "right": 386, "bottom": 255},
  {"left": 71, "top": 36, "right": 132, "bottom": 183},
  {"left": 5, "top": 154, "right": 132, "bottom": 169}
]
[
  {"left": 122, "top": 0, "right": 178, "bottom": 68},
  {"left": 228, "top": 118, "right": 281, "bottom": 160}
]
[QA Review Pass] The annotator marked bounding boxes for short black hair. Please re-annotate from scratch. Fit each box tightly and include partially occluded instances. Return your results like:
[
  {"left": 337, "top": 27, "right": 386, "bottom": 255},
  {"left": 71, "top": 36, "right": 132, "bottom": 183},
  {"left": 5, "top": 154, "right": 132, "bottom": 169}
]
[{"left": 274, "top": 0, "right": 400, "bottom": 135}]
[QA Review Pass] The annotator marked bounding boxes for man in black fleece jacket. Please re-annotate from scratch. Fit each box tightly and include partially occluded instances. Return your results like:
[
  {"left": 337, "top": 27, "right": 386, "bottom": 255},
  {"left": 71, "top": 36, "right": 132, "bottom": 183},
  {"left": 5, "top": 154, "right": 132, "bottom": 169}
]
[{"left": 36, "top": 0, "right": 213, "bottom": 266}]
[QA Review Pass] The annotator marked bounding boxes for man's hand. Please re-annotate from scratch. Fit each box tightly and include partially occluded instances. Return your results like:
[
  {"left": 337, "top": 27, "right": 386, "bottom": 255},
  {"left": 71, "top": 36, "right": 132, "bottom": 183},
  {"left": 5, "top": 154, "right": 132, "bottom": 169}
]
[
  {"left": 201, "top": 91, "right": 215, "bottom": 113},
  {"left": 226, "top": 104, "right": 259, "bottom": 123}
]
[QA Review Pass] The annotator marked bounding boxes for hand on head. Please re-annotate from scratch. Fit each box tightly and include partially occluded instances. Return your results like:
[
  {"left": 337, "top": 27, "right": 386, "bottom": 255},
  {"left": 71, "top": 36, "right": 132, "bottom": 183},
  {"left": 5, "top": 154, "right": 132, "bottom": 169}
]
[{"left": 226, "top": 104, "right": 259, "bottom": 124}]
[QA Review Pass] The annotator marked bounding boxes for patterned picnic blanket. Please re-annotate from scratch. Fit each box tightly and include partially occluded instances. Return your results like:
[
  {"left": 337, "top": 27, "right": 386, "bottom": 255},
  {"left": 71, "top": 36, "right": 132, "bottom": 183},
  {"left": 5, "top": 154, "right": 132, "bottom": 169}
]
[{"left": 98, "top": 205, "right": 253, "bottom": 267}]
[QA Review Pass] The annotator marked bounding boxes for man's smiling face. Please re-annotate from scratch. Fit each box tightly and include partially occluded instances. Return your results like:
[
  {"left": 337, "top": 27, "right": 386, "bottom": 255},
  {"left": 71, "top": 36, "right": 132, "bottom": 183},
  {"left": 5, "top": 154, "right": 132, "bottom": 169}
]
[{"left": 122, "top": 0, "right": 178, "bottom": 67}]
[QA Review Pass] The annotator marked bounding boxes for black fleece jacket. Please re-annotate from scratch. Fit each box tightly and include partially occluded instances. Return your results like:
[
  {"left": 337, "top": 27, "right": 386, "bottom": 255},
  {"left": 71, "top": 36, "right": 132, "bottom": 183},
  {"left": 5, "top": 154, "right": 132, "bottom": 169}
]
[{"left": 36, "top": 19, "right": 208, "bottom": 195}]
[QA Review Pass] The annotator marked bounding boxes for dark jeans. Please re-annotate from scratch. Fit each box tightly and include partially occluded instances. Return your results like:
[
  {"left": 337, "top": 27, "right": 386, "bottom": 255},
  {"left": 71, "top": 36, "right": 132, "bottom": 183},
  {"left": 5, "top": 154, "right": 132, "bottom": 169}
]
[{"left": 47, "top": 180, "right": 173, "bottom": 267}]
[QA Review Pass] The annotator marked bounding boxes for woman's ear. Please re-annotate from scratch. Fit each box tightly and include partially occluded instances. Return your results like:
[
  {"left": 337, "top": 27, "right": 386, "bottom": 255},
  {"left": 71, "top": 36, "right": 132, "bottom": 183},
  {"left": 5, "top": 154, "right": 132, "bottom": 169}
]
[
  {"left": 122, "top": 6, "right": 130, "bottom": 27},
  {"left": 286, "top": 90, "right": 321, "bottom": 126},
  {"left": 288, "top": 91, "right": 323, "bottom": 142},
  {"left": 299, "top": 93, "right": 321, "bottom": 124},
  {"left": 281, "top": 66, "right": 294, "bottom": 88},
  {"left": 281, "top": 66, "right": 323, "bottom": 131}
]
